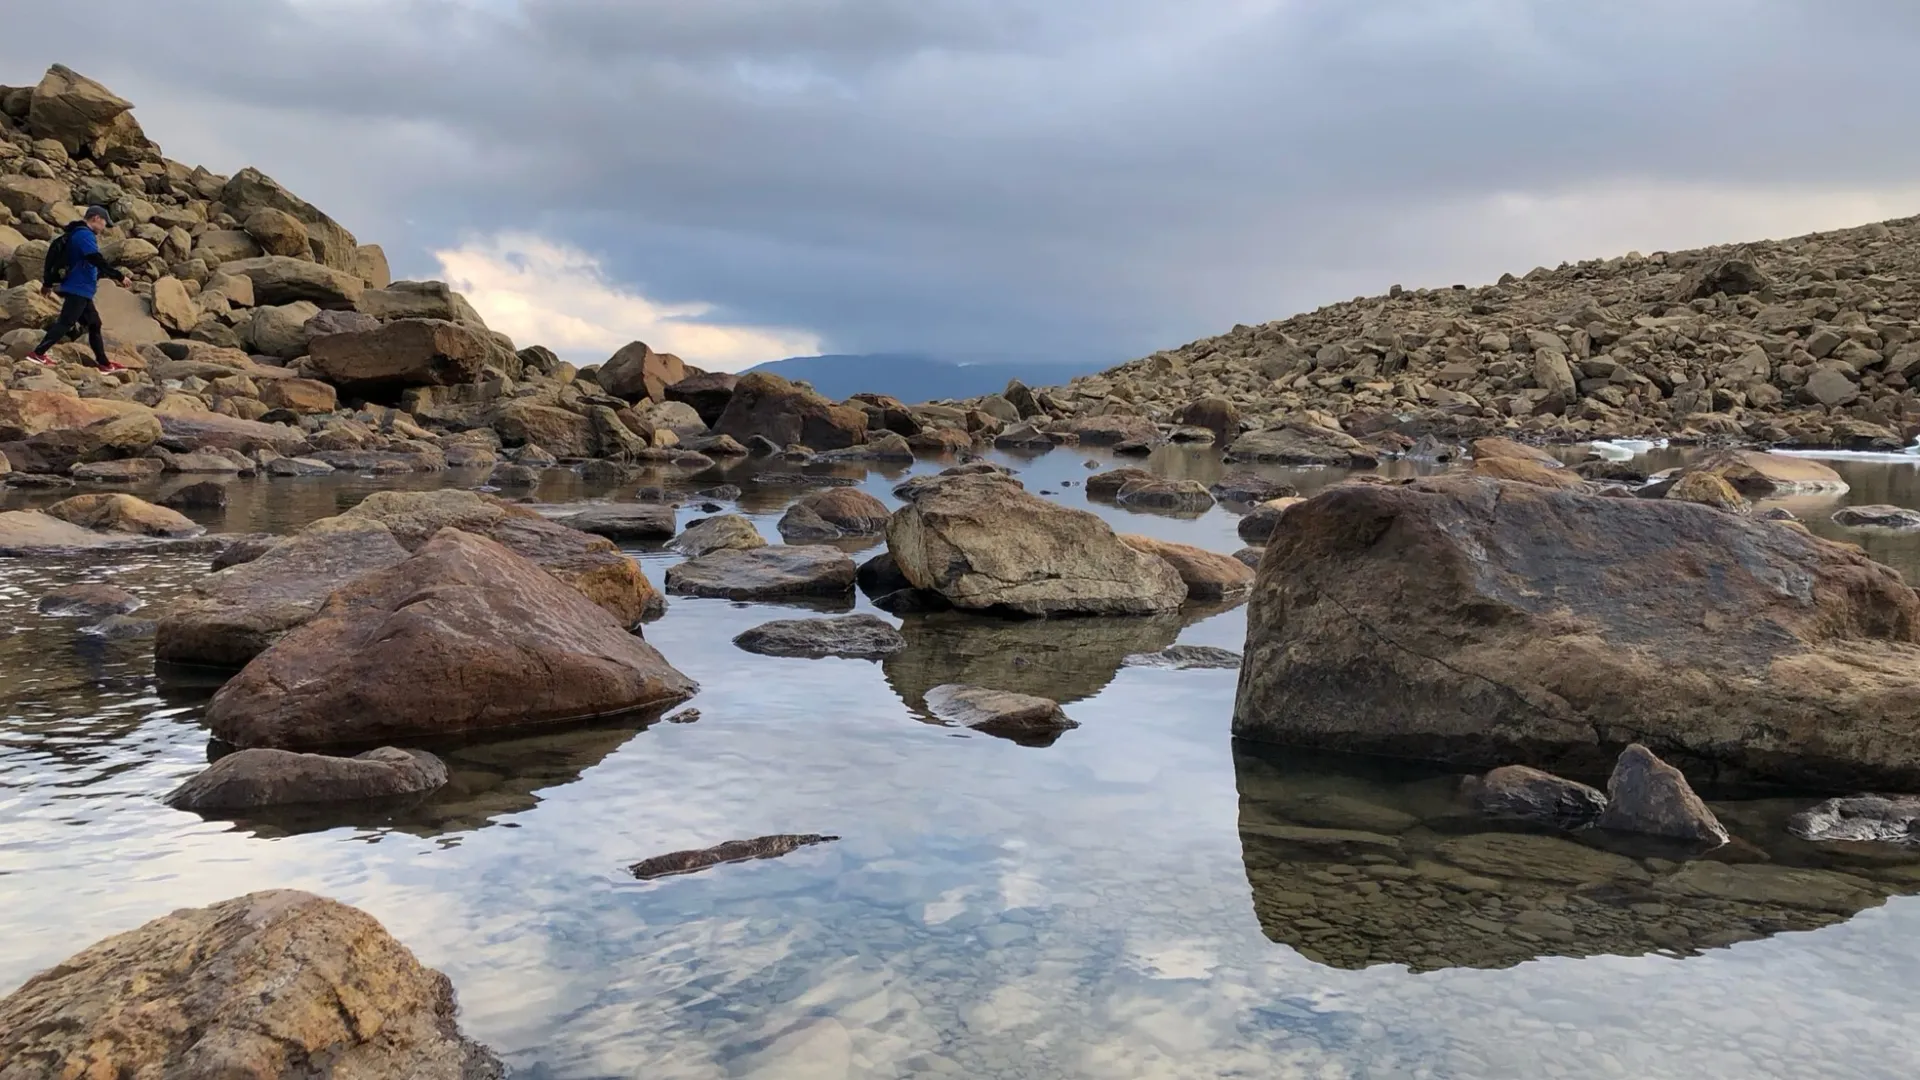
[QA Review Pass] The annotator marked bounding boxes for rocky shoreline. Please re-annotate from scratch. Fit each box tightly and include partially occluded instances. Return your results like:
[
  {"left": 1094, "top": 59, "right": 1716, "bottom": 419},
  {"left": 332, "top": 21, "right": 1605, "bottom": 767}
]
[{"left": 6, "top": 61, "right": 1920, "bottom": 1076}]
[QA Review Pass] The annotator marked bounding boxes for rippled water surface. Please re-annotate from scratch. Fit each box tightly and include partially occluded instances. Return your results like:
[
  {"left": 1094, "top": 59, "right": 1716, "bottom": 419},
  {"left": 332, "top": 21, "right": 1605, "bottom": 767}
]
[{"left": 5, "top": 445, "right": 1920, "bottom": 1079}]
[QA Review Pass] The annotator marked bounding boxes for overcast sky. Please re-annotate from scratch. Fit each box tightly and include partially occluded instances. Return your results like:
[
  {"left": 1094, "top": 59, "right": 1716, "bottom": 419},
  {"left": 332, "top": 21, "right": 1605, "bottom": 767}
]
[{"left": 7, "top": 1, "right": 1920, "bottom": 371}]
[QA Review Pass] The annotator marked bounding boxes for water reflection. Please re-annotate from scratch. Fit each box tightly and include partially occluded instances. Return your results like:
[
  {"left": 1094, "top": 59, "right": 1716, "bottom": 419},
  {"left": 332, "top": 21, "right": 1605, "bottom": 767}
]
[{"left": 1235, "top": 743, "right": 1920, "bottom": 972}]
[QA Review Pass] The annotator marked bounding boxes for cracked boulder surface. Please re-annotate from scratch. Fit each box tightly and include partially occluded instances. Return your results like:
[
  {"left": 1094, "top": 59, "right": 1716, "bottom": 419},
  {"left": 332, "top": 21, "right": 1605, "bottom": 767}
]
[
  {"left": 1233, "top": 474, "right": 1920, "bottom": 788},
  {"left": 885, "top": 471, "right": 1187, "bottom": 616},
  {"left": 0, "top": 889, "right": 503, "bottom": 1079},
  {"left": 205, "top": 528, "right": 696, "bottom": 750}
]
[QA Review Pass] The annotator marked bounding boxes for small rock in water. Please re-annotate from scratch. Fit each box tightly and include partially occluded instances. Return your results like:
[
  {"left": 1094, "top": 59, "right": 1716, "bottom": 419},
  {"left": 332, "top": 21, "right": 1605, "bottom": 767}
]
[
  {"left": 924, "top": 684, "right": 1077, "bottom": 746},
  {"left": 1210, "top": 472, "right": 1298, "bottom": 504},
  {"left": 734, "top": 614, "right": 906, "bottom": 659},
  {"left": 38, "top": 583, "right": 141, "bottom": 618},
  {"left": 165, "top": 747, "right": 449, "bottom": 811},
  {"left": 1832, "top": 505, "right": 1920, "bottom": 530},
  {"left": 80, "top": 614, "right": 158, "bottom": 640},
  {"left": 1465, "top": 764, "right": 1608, "bottom": 830},
  {"left": 1123, "top": 645, "right": 1243, "bottom": 670},
  {"left": 664, "top": 545, "right": 856, "bottom": 601},
  {"left": 665, "top": 708, "right": 702, "bottom": 724},
  {"left": 558, "top": 503, "right": 678, "bottom": 542},
  {"left": 1789, "top": 794, "right": 1920, "bottom": 844},
  {"left": 630, "top": 834, "right": 838, "bottom": 880},
  {"left": 1593, "top": 743, "right": 1728, "bottom": 845},
  {"left": 696, "top": 485, "right": 743, "bottom": 501},
  {"left": 161, "top": 481, "right": 230, "bottom": 510},
  {"left": 1233, "top": 547, "right": 1263, "bottom": 569}
]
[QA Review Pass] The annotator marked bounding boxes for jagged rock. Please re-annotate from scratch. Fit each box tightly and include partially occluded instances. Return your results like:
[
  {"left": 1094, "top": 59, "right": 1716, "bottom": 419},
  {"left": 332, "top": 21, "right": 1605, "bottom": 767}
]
[
  {"left": 357, "top": 281, "right": 486, "bottom": 325},
  {"left": 734, "top": 614, "right": 907, "bottom": 659},
  {"left": 24, "top": 64, "right": 135, "bottom": 154},
  {"left": 1833, "top": 505, "right": 1920, "bottom": 530},
  {"left": 1234, "top": 475, "right": 1920, "bottom": 788},
  {"left": 1680, "top": 257, "right": 1770, "bottom": 299},
  {"left": 713, "top": 372, "right": 867, "bottom": 450},
  {"left": 205, "top": 528, "right": 695, "bottom": 748},
  {"left": 1122, "top": 644, "right": 1243, "bottom": 670},
  {"left": 599, "top": 341, "right": 686, "bottom": 402},
  {"left": 0, "top": 890, "right": 502, "bottom": 1080},
  {"left": 243, "top": 207, "right": 310, "bottom": 258},
  {"left": 886, "top": 472, "right": 1186, "bottom": 616},
  {"left": 1119, "top": 534, "right": 1254, "bottom": 600},
  {"left": 37, "top": 583, "right": 140, "bottom": 618},
  {"left": 1465, "top": 765, "right": 1608, "bottom": 830},
  {"left": 924, "top": 684, "right": 1076, "bottom": 746},
  {"left": 631, "top": 835, "right": 837, "bottom": 880},
  {"left": 221, "top": 167, "right": 362, "bottom": 273},
  {"left": 1594, "top": 744, "right": 1729, "bottom": 844},
  {"left": 165, "top": 747, "right": 448, "bottom": 810},
  {"left": 1789, "top": 795, "right": 1920, "bottom": 844},
  {"left": 670, "top": 513, "right": 766, "bottom": 557},
  {"left": 665, "top": 371, "right": 740, "bottom": 426},
  {"left": 776, "top": 487, "right": 890, "bottom": 541},
  {"left": 664, "top": 545, "right": 857, "bottom": 601}
]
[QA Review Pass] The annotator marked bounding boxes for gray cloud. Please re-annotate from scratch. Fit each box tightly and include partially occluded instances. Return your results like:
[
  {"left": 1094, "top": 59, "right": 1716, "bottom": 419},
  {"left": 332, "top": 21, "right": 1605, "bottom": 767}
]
[{"left": 5, "top": 0, "right": 1919, "bottom": 366}]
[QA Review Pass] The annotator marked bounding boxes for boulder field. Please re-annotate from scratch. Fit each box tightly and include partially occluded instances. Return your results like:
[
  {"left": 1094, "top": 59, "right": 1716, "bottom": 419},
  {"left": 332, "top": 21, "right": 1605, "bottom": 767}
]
[{"left": 1233, "top": 474, "right": 1920, "bottom": 788}]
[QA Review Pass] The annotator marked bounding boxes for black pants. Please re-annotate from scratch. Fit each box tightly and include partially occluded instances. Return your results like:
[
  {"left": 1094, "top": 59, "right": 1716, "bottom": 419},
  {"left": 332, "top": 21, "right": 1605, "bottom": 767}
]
[{"left": 33, "top": 292, "right": 109, "bottom": 368}]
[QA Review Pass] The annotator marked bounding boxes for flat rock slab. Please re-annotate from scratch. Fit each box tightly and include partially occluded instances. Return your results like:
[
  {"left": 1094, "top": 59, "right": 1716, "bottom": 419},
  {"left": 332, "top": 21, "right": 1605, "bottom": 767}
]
[
  {"left": 205, "top": 528, "right": 697, "bottom": 749},
  {"left": 0, "top": 510, "right": 129, "bottom": 553},
  {"left": 734, "top": 614, "right": 907, "bottom": 659},
  {"left": 630, "top": 834, "right": 838, "bottom": 880},
  {"left": 0, "top": 889, "right": 502, "bottom": 1079},
  {"left": 1436, "top": 832, "right": 1650, "bottom": 887},
  {"left": 1789, "top": 794, "right": 1920, "bottom": 844},
  {"left": 925, "top": 683, "right": 1077, "bottom": 747},
  {"left": 665, "top": 545, "right": 856, "bottom": 601},
  {"left": 556, "top": 503, "right": 678, "bottom": 542},
  {"left": 166, "top": 747, "right": 449, "bottom": 811},
  {"left": 1833, "top": 504, "right": 1920, "bottom": 529}
]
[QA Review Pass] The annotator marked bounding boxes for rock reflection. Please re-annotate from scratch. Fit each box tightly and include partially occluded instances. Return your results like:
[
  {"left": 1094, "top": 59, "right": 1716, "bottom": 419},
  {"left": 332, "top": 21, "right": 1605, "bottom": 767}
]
[
  {"left": 189, "top": 718, "right": 660, "bottom": 841},
  {"left": 1234, "top": 742, "right": 1920, "bottom": 972},
  {"left": 884, "top": 601, "right": 1239, "bottom": 714}
]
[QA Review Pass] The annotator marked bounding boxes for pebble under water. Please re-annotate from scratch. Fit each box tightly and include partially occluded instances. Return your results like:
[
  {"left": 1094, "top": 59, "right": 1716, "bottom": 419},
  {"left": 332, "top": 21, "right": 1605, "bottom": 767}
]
[{"left": 4, "top": 445, "right": 1920, "bottom": 1079}]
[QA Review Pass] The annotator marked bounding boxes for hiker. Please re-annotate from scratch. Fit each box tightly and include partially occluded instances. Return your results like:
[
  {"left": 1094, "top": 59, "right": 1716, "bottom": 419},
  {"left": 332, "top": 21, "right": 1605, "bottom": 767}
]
[{"left": 27, "top": 205, "right": 129, "bottom": 371}]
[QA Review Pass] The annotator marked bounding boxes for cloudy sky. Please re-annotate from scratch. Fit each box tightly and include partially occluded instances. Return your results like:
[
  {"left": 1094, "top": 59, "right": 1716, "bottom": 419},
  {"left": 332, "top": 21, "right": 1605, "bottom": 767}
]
[{"left": 7, "top": 1, "right": 1920, "bottom": 371}]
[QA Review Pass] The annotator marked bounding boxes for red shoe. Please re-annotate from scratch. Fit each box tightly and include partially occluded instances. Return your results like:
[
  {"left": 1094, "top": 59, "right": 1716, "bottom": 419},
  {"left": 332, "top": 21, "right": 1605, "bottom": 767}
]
[
  {"left": 101, "top": 362, "right": 130, "bottom": 374},
  {"left": 25, "top": 352, "right": 55, "bottom": 366}
]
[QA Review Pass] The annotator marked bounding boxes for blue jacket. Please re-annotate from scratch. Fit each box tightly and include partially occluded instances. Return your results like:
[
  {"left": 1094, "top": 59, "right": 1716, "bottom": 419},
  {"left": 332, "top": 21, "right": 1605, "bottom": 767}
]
[{"left": 59, "top": 222, "right": 104, "bottom": 299}]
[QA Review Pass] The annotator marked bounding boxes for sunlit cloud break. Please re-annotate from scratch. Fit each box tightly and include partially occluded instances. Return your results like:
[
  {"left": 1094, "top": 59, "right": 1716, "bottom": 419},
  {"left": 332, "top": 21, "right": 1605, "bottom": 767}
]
[{"left": 434, "top": 233, "right": 822, "bottom": 372}]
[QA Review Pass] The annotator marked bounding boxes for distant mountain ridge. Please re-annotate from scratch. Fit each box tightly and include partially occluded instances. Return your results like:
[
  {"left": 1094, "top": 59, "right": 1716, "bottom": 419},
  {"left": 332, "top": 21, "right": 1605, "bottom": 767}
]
[{"left": 745, "top": 353, "right": 1109, "bottom": 404}]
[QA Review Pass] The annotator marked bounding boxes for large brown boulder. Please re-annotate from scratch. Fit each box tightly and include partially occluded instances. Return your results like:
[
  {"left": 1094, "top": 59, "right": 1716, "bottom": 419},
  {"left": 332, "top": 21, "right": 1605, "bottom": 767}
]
[
  {"left": 24, "top": 64, "right": 135, "bottom": 155},
  {"left": 156, "top": 518, "right": 413, "bottom": 667},
  {"left": 215, "top": 255, "right": 364, "bottom": 309},
  {"left": 491, "top": 400, "right": 596, "bottom": 459},
  {"left": 1119, "top": 534, "right": 1254, "bottom": 600},
  {"left": 0, "top": 890, "right": 502, "bottom": 1078},
  {"left": 776, "top": 487, "right": 890, "bottom": 541},
  {"left": 205, "top": 529, "right": 695, "bottom": 748},
  {"left": 0, "top": 390, "right": 151, "bottom": 441},
  {"left": 308, "top": 318, "right": 495, "bottom": 394},
  {"left": 357, "top": 281, "right": 487, "bottom": 325},
  {"left": 713, "top": 372, "right": 866, "bottom": 451},
  {"left": 665, "top": 371, "right": 740, "bottom": 426},
  {"left": 220, "top": 167, "right": 362, "bottom": 273},
  {"left": 1233, "top": 475, "right": 1920, "bottom": 787},
  {"left": 598, "top": 341, "right": 686, "bottom": 402},
  {"left": 337, "top": 490, "right": 664, "bottom": 625},
  {"left": 1685, "top": 449, "right": 1848, "bottom": 496},
  {"left": 46, "top": 494, "right": 201, "bottom": 538},
  {"left": 886, "top": 472, "right": 1186, "bottom": 616}
]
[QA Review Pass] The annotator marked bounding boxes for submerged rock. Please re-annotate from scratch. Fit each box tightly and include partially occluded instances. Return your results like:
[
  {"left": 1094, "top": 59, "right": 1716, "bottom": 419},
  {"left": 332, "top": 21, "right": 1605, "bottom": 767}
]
[
  {"left": 886, "top": 472, "right": 1186, "bottom": 616},
  {"left": 0, "top": 889, "right": 502, "bottom": 1079},
  {"left": 630, "top": 834, "right": 838, "bottom": 880},
  {"left": 79, "top": 614, "right": 158, "bottom": 640},
  {"left": 664, "top": 545, "right": 857, "bottom": 601},
  {"left": 1210, "top": 472, "right": 1297, "bottom": 505},
  {"left": 733, "top": 614, "right": 907, "bottom": 659},
  {"left": 1465, "top": 765, "right": 1608, "bottom": 830},
  {"left": 1832, "top": 504, "right": 1920, "bottom": 530},
  {"left": 1789, "top": 794, "right": 1920, "bottom": 844},
  {"left": 670, "top": 513, "right": 766, "bottom": 557},
  {"left": 205, "top": 528, "right": 697, "bottom": 749},
  {"left": 924, "top": 683, "right": 1077, "bottom": 746},
  {"left": 1593, "top": 744, "right": 1730, "bottom": 845},
  {"left": 166, "top": 747, "right": 449, "bottom": 810},
  {"left": 37, "top": 583, "right": 140, "bottom": 618},
  {"left": 1123, "top": 644, "right": 1243, "bottom": 670},
  {"left": 1233, "top": 475, "right": 1920, "bottom": 788}
]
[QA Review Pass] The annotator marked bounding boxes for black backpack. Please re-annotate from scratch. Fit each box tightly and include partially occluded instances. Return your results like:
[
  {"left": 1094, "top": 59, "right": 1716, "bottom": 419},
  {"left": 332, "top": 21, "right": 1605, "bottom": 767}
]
[{"left": 41, "top": 228, "right": 75, "bottom": 289}]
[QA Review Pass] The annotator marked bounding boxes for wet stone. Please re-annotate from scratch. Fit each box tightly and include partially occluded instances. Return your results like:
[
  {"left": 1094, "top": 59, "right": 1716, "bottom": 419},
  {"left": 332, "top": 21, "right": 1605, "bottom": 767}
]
[
  {"left": 733, "top": 614, "right": 907, "bottom": 660},
  {"left": 1123, "top": 644, "right": 1243, "bottom": 670},
  {"left": 1594, "top": 743, "right": 1729, "bottom": 846},
  {"left": 630, "top": 834, "right": 838, "bottom": 880},
  {"left": 924, "top": 684, "right": 1077, "bottom": 747},
  {"left": 1790, "top": 795, "right": 1920, "bottom": 844},
  {"left": 1467, "top": 765, "right": 1608, "bottom": 830},
  {"left": 38, "top": 583, "right": 141, "bottom": 618}
]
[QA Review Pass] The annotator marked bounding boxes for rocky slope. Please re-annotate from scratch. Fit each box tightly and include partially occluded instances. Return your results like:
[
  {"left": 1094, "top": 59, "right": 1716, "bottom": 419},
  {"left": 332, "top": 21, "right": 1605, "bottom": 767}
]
[{"left": 1051, "top": 214, "right": 1920, "bottom": 450}]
